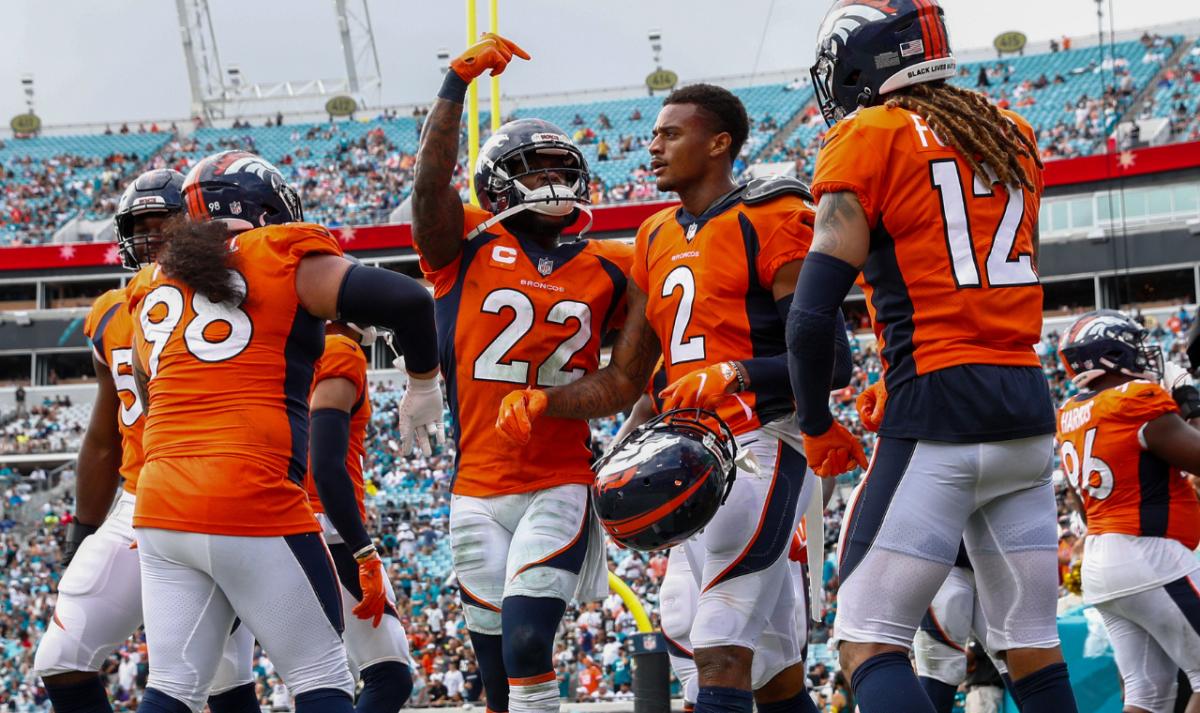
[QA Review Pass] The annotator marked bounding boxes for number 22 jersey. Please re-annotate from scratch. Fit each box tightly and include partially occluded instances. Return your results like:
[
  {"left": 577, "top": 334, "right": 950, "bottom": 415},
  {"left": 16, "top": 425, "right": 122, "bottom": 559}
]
[{"left": 419, "top": 205, "right": 633, "bottom": 497}]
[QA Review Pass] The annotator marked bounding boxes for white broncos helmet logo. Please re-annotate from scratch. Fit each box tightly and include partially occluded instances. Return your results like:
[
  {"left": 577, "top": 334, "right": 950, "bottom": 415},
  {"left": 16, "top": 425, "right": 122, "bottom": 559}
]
[{"left": 818, "top": 4, "right": 888, "bottom": 56}]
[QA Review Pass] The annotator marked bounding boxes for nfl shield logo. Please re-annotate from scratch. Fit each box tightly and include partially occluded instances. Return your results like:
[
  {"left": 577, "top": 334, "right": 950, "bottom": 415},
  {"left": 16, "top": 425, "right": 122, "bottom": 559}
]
[
  {"left": 537, "top": 257, "right": 554, "bottom": 276},
  {"left": 686, "top": 223, "right": 698, "bottom": 241}
]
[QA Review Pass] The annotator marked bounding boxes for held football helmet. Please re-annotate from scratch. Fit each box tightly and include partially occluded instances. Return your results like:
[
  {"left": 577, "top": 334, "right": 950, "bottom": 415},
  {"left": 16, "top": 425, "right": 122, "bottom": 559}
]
[
  {"left": 182, "top": 150, "right": 303, "bottom": 232},
  {"left": 469, "top": 119, "right": 592, "bottom": 239},
  {"left": 811, "top": 0, "right": 957, "bottom": 126},
  {"left": 592, "top": 409, "right": 738, "bottom": 552},
  {"left": 113, "top": 169, "right": 185, "bottom": 270},
  {"left": 1059, "top": 309, "right": 1164, "bottom": 388}
]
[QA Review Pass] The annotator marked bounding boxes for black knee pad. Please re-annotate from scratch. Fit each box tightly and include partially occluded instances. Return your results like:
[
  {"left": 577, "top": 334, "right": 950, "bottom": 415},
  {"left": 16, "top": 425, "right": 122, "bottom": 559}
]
[
  {"left": 357, "top": 661, "right": 413, "bottom": 713},
  {"left": 501, "top": 596, "right": 566, "bottom": 678}
]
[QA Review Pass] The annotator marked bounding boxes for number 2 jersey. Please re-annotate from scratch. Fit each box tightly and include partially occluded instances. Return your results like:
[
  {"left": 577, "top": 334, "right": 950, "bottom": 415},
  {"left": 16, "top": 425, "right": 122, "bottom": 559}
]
[
  {"left": 1057, "top": 380, "right": 1200, "bottom": 603},
  {"left": 303, "top": 333, "right": 371, "bottom": 521},
  {"left": 419, "top": 204, "right": 633, "bottom": 498},
  {"left": 83, "top": 287, "right": 144, "bottom": 494},
  {"left": 813, "top": 104, "right": 1053, "bottom": 442},
  {"left": 632, "top": 186, "right": 813, "bottom": 436},
  {"left": 126, "top": 223, "right": 343, "bottom": 535}
]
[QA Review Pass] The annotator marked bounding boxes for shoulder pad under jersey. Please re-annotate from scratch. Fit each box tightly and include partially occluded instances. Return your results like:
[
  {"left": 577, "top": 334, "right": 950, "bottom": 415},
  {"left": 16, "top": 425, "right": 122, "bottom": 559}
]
[{"left": 741, "top": 175, "right": 814, "bottom": 208}]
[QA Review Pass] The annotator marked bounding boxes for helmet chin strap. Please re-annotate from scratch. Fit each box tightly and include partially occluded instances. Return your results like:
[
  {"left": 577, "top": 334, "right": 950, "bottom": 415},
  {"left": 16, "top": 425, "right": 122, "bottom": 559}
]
[{"left": 465, "top": 199, "right": 594, "bottom": 241}]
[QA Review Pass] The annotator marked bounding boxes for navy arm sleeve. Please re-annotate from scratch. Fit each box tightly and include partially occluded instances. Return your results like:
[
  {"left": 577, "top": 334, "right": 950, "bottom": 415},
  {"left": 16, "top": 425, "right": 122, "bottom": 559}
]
[
  {"left": 786, "top": 253, "right": 861, "bottom": 435},
  {"left": 743, "top": 294, "right": 853, "bottom": 403},
  {"left": 310, "top": 408, "right": 371, "bottom": 554},
  {"left": 337, "top": 263, "right": 439, "bottom": 374}
]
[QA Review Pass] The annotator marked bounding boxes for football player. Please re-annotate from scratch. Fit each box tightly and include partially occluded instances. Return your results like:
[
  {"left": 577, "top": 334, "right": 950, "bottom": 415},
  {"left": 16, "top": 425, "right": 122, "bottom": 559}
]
[
  {"left": 787, "top": 2, "right": 1076, "bottom": 711},
  {"left": 856, "top": 383, "right": 1011, "bottom": 712},
  {"left": 411, "top": 33, "right": 632, "bottom": 713},
  {"left": 1057, "top": 310, "right": 1200, "bottom": 713},
  {"left": 33, "top": 170, "right": 257, "bottom": 713},
  {"left": 498, "top": 82, "right": 852, "bottom": 713},
  {"left": 303, "top": 315, "right": 413, "bottom": 713},
  {"left": 125, "top": 151, "right": 442, "bottom": 713}
]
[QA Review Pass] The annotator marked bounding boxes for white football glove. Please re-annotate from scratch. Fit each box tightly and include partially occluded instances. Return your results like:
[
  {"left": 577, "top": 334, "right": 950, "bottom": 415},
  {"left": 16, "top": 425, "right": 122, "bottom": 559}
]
[
  {"left": 397, "top": 372, "right": 445, "bottom": 458},
  {"left": 1162, "top": 360, "right": 1193, "bottom": 391}
]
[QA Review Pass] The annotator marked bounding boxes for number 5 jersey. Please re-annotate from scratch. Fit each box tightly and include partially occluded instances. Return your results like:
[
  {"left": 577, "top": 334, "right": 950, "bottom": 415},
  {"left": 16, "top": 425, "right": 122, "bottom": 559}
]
[{"left": 419, "top": 204, "right": 633, "bottom": 497}]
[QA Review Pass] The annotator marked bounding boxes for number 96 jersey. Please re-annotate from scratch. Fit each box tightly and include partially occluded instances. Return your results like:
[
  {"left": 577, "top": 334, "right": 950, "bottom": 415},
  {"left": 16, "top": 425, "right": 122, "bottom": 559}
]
[
  {"left": 1056, "top": 380, "right": 1200, "bottom": 549},
  {"left": 419, "top": 205, "right": 633, "bottom": 498},
  {"left": 127, "top": 223, "right": 342, "bottom": 536}
]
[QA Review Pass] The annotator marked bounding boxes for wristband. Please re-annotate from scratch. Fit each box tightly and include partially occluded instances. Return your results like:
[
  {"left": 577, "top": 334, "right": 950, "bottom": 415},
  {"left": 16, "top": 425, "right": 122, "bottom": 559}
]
[
  {"left": 354, "top": 544, "right": 379, "bottom": 562},
  {"left": 438, "top": 72, "right": 469, "bottom": 104}
]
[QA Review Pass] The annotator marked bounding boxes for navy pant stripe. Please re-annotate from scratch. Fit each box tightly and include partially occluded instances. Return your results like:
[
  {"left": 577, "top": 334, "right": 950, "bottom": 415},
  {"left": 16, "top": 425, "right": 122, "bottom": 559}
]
[
  {"left": 839, "top": 437, "right": 917, "bottom": 583},
  {"left": 285, "top": 532, "right": 345, "bottom": 635}
]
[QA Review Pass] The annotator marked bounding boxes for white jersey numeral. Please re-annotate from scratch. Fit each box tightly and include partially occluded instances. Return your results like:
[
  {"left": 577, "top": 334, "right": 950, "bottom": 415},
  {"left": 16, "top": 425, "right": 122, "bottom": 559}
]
[
  {"left": 930, "top": 160, "right": 1038, "bottom": 289},
  {"left": 473, "top": 289, "right": 593, "bottom": 387},
  {"left": 662, "top": 266, "right": 705, "bottom": 366}
]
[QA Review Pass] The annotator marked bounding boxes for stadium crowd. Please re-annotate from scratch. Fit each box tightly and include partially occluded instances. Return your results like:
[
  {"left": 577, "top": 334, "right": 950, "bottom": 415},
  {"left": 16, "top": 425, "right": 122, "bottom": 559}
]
[
  {"left": 0, "top": 303, "right": 1194, "bottom": 711},
  {"left": 0, "top": 32, "right": 1197, "bottom": 247}
]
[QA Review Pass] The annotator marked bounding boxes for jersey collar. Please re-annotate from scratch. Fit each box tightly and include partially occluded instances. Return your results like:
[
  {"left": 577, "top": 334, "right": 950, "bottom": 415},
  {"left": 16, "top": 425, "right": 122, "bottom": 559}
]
[{"left": 675, "top": 183, "right": 746, "bottom": 239}]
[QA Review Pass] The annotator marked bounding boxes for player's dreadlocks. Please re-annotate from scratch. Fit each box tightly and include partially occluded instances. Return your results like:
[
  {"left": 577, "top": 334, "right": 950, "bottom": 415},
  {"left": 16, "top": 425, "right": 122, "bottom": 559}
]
[
  {"left": 885, "top": 81, "right": 1043, "bottom": 193},
  {"left": 157, "top": 216, "right": 241, "bottom": 305}
]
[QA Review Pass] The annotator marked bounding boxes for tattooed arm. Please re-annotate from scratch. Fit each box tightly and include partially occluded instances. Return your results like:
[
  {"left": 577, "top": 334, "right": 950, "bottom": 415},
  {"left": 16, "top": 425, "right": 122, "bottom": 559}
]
[
  {"left": 787, "top": 191, "right": 870, "bottom": 436},
  {"left": 809, "top": 191, "right": 871, "bottom": 266},
  {"left": 543, "top": 280, "right": 662, "bottom": 420},
  {"left": 411, "top": 96, "right": 466, "bottom": 272}
]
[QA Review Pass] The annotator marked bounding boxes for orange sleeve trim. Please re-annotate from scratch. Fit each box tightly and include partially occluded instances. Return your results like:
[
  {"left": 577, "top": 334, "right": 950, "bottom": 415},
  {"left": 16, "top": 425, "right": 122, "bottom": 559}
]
[{"left": 811, "top": 180, "right": 876, "bottom": 230}]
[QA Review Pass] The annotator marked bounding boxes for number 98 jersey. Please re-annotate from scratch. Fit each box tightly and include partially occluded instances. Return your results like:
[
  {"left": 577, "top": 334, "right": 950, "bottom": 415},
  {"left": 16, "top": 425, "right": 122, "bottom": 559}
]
[
  {"left": 127, "top": 223, "right": 342, "bottom": 536},
  {"left": 419, "top": 205, "right": 633, "bottom": 498},
  {"left": 1056, "top": 380, "right": 1200, "bottom": 549}
]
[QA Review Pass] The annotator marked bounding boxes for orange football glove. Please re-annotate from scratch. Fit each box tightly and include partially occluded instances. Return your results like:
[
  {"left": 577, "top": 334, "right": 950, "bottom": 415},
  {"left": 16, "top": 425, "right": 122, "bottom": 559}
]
[
  {"left": 854, "top": 380, "right": 888, "bottom": 433},
  {"left": 450, "top": 33, "right": 531, "bottom": 83},
  {"left": 804, "top": 421, "right": 868, "bottom": 477},
  {"left": 659, "top": 362, "right": 741, "bottom": 412},
  {"left": 352, "top": 550, "right": 388, "bottom": 628},
  {"left": 496, "top": 387, "right": 547, "bottom": 446}
]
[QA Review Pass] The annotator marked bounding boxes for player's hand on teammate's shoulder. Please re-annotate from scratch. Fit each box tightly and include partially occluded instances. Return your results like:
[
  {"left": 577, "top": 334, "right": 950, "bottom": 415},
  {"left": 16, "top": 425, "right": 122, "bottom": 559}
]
[
  {"left": 451, "top": 32, "right": 530, "bottom": 83},
  {"left": 658, "top": 362, "right": 742, "bottom": 412},
  {"left": 854, "top": 380, "right": 887, "bottom": 433},
  {"left": 397, "top": 369, "right": 446, "bottom": 458},
  {"left": 495, "top": 387, "right": 547, "bottom": 446},
  {"left": 803, "top": 420, "right": 868, "bottom": 478}
]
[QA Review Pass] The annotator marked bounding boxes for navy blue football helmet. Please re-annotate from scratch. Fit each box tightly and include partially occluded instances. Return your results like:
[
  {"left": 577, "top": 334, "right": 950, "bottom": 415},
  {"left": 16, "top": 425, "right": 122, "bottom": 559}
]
[
  {"left": 113, "top": 169, "right": 185, "bottom": 270},
  {"left": 1059, "top": 309, "right": 1164, "bottom": 388},
  {"left": 811, "top": 0, "right": 957, "bottom": 126},
  {"left": 473, "top": 119, "right": 590, "bottom": 231},
  {"left": 182, "top": 150, "right": 303, "bottom": 231},
  {"left": 592, "top": 409, "right": 738, "bottom": 552}
]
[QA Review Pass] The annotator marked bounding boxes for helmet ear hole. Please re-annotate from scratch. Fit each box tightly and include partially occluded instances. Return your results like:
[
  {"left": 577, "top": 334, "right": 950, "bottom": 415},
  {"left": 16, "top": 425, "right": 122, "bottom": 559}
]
[{"left": 843, "top": 70, "right": 861, "bottom": 87}]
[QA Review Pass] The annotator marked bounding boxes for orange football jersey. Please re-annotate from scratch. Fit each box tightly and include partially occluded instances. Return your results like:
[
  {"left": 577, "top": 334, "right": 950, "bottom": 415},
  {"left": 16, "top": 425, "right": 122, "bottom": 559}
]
[
  {"left": 632, "top": 189, "right": 813, "bottom": 436},
  {"left": 127, "top": 223, "right": 342, "bottom": 536},
  {"left": 83, "top": 287, "right": 144, "bottom": 494},
  {"left": 813, "top": 105, "right": 1052, "bottom": 441},
  {"left": 304, "top": 333, "right": 371, "bottom": 521},
  {"left": 1057, "top": 380, "right": 1200, "bottom": 549},
  {"left": 419, "top": 204, "right": 633, "bottom": 497}
]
